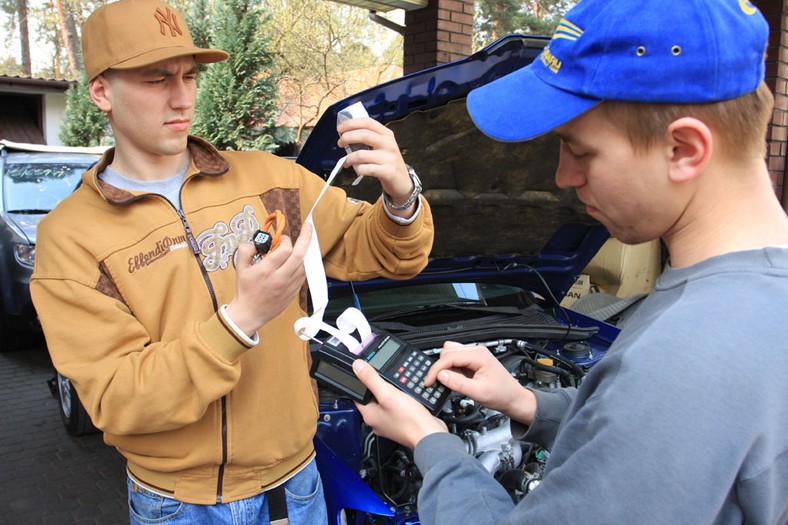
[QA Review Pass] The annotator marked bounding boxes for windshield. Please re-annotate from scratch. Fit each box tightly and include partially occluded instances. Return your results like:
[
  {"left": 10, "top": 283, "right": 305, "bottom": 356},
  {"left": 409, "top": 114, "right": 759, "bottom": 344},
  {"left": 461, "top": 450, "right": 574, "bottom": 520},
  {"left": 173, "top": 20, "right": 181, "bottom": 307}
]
[{"left": 3, "top": 159, "right": 92, "bottom": 212}]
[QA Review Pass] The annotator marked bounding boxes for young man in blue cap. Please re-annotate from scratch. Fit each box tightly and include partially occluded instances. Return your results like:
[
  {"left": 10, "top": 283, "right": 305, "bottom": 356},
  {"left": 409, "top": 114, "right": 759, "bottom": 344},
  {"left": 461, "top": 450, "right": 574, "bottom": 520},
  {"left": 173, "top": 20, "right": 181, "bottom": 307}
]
[{"left": 352, "top": 0, "right": 788, "bottom": 523}]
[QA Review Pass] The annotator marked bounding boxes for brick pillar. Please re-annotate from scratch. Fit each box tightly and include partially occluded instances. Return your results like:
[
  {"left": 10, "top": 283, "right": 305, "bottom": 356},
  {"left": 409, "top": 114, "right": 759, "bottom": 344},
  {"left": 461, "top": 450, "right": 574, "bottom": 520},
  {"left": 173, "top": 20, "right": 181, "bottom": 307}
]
[
  {"left": 403, "top": 0, "right": 474, "bottom": 75},
  {"left": 760, "top": 0, "right": 788, "bottom": 210}
]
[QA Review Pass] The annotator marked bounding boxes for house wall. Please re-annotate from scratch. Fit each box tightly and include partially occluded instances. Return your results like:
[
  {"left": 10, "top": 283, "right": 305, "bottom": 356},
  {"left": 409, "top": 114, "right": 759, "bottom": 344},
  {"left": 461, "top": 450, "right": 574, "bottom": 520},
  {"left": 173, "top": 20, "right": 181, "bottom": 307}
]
[
  {"left": 43, "top": 92, "right": 68, "bottom": 146},
  {"left": 0, "top": 77, "right": 72, "bottom": 146},
  {"left": 760, "top": 0, "right": 788, "bottom": 210},
  {"left": 402, "top": 0, "right": 473, "bottom": 74}
]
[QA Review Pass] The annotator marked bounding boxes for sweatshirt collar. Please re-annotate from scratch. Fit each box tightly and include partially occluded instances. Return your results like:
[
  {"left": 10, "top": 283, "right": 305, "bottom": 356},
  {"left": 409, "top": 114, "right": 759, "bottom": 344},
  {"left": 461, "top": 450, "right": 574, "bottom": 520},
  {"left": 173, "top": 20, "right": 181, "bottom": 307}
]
[{"left": 84, "top": 136, "right": 231, "bottom": 205}]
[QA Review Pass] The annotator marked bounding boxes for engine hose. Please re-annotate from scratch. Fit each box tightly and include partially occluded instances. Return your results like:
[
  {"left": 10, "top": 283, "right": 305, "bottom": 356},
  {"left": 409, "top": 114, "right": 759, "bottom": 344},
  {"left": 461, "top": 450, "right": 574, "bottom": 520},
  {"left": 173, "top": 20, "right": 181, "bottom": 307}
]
[
  {"left": 534, "top": 346, "right": 586, "bottom": 378},
  {"left": 498, "top": 469, "right": 528, "bottom": 493}
]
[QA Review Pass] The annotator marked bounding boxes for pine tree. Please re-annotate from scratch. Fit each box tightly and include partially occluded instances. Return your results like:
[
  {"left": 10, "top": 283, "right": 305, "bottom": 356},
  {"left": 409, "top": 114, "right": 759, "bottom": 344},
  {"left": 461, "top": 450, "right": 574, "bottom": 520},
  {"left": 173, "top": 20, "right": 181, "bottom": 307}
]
[
  {"left": 191, "top": 0, "right": 289, "bottom": 151},
  {"left": 59, "top": 72, "right": 112, "bottom": 147},
  {"left": 474, "top": 0, "right": 576, "bottom": 51}
]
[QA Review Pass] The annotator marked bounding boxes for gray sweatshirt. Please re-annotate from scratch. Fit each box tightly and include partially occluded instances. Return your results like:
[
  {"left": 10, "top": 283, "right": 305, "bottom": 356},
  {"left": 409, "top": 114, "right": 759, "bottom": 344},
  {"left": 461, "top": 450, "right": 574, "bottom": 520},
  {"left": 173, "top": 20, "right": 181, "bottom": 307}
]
[{"left": 414, "top": 247, "right": 788, "bottom": 524}]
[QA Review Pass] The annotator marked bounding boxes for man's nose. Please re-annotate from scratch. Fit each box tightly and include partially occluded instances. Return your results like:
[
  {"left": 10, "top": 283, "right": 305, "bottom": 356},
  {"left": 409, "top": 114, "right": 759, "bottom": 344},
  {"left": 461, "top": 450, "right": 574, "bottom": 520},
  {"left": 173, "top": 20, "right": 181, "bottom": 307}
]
[
  {"left": 170, "top": 79, "right": 194, "bottom": 108},
  {"left": 555, "top": 152, "right": 582, "bottom": 189}
]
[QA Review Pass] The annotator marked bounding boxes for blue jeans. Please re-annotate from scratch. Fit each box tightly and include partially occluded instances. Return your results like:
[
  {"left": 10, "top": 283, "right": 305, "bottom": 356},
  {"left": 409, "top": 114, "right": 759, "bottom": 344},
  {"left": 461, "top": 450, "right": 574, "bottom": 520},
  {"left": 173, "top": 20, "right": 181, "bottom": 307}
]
[{"left": 128, "top": 458, "right": 327, "bottom": 524}]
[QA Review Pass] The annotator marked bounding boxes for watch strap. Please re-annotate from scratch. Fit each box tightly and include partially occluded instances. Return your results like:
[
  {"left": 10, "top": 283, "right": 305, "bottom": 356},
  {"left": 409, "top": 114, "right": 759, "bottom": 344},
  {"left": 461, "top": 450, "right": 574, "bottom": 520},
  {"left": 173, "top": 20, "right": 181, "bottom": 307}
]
[{"left": 384, "top": 165, "right": 422, "bottom": 211}]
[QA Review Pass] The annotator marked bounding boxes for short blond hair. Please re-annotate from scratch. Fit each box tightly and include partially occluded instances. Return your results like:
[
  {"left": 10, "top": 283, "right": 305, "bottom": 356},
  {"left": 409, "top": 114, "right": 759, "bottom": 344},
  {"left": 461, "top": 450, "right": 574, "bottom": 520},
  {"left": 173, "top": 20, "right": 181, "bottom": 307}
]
[{"left": 598, "top": 82, "right": 774, "bottom": 160}]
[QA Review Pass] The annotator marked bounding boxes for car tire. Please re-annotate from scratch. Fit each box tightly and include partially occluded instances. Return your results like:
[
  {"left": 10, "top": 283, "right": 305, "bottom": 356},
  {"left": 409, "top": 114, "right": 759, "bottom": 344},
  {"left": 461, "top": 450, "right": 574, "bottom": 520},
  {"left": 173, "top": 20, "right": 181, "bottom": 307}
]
[{"left": 56, "top": 372, "right": 98, "bottom": 436}]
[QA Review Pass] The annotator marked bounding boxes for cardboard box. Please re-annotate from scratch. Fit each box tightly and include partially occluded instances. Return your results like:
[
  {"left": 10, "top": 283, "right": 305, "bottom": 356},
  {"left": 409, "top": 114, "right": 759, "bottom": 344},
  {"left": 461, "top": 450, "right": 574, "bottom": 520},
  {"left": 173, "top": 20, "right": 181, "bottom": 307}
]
[
  {"left": 584, "top": 238, "right": 662, "bottom": 298},
  {"left": 560, "top": 273, "right": 591, "bottom": 307},
  {"left": 561, "top": 239, "right": 663, "bottom": 307}
]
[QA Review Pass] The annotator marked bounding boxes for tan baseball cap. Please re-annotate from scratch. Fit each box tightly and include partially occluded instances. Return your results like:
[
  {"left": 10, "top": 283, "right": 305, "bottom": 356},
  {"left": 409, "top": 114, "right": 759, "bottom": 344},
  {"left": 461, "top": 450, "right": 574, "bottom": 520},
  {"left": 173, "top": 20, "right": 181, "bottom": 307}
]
[{"left": 82, "top": 0, "right": 229, "bottom": 81}]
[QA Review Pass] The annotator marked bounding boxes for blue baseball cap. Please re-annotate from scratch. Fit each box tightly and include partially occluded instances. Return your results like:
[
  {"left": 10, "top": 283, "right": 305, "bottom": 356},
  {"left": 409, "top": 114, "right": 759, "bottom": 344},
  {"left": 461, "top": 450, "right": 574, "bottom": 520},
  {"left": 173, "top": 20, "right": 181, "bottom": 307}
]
[{"left": 467, "top": 0, "right": 769, "bottom": 142}]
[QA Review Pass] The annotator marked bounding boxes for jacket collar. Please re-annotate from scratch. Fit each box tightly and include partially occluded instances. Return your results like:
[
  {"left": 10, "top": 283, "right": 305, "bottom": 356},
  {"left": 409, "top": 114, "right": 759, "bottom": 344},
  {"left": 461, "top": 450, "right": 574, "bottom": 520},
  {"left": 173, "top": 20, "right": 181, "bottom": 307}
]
[{"left": 83, "top": 136, "right": 231, "bottom": 205}]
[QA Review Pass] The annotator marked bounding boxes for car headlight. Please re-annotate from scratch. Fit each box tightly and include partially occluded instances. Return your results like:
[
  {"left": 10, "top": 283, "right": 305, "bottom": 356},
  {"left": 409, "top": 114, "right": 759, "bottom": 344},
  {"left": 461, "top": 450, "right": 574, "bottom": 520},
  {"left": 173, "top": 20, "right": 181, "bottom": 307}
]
[{"left": 14, "top": 243, "right": 35, "bottom": 267}]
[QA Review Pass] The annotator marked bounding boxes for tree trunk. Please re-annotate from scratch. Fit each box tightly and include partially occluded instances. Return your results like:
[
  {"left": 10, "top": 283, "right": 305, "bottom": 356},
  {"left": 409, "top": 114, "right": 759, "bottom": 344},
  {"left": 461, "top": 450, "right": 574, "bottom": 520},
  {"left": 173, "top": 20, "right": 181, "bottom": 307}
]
[
  {"left": 16, "top": 0, "right": 32, "bottom": 76},
  {"left": 54, "top": 0, "right": 84, "bottom": 78},
  {"left": 492, "top": 2, "right": 505, "bottom": 41},
  {"left": 530, "top": 0, "right": 546, "bottom": 20}
]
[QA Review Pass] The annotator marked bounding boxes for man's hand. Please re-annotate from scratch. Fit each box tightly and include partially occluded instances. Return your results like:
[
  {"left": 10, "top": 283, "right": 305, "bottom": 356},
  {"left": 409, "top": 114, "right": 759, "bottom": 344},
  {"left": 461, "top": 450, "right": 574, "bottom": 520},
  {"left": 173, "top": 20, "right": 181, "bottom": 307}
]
[
  {"left": 425, "top": 342, "right": 538, "bottom": 426},
  {"left": 336, "top": 117, "right": 416, "bottom": 217},
  {"left": 225, "top": 222, "right": 312, "bottom": 337},
  {"left": 352, "top": 359, "right": 448, "bottom": 449}
]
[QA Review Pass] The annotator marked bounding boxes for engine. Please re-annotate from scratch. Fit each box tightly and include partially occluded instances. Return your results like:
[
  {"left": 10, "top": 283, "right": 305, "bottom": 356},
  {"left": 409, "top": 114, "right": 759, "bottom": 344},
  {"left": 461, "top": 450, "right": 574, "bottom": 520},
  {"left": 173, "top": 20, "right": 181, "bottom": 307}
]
[{"left": 316, "top": 334, "right": 600, "bottom": 522}]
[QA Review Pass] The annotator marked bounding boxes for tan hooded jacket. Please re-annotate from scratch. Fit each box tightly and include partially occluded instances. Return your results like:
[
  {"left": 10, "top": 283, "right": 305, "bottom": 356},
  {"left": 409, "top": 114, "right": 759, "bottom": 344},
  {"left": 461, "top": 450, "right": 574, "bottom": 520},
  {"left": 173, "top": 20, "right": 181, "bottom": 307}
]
[{"left": 30, "top": 137, "right": 433, "bottom": 504}]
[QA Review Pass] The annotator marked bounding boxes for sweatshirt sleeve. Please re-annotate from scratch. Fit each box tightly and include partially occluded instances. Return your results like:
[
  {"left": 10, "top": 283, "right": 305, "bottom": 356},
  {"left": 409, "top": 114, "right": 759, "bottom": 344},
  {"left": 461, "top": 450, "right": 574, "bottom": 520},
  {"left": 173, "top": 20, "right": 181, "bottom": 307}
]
[
  {"left": 412, "top": 388, "right": 577, "bottom": 525},
  {"left": 511, "top": 387, "right": 577, "bottom": 448},
  {"left": 414, "top": 433, "right": 515, "bottom": 525},
  {"left": 298, "top": 165, "right": 434, "bottom": 281}
]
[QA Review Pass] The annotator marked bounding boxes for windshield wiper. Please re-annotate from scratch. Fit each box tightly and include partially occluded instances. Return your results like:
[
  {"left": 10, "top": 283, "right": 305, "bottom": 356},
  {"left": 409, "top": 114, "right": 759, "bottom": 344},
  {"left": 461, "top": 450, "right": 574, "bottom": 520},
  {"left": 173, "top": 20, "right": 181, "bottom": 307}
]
[
  {"left": 6, "top": 209, "right": 50, "bottom": 214},
  {"left": 369, "top": 301, "right": 481, "bottom": 319}
]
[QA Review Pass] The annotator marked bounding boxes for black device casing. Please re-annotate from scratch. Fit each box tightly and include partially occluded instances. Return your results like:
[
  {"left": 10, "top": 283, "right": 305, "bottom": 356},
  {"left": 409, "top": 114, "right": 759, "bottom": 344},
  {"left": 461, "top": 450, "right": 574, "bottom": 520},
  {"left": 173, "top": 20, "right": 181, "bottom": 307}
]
[{"left": 310, "top": 331, "right": 450, "bottom": 416}]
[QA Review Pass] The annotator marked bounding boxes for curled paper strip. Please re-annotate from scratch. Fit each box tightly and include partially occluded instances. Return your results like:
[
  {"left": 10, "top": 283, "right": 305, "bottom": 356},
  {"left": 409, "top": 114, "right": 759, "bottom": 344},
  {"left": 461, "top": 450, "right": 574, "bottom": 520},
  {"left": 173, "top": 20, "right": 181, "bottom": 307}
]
[
  {"left": 294, "top": 316, "right": 360, "bottom": 353},
  {"left": 299, "top": 155, "right": 347, "bottom": 337},
  {"left": 294, "top": 156, "right": 374, "bottom": 353},
  {"left": 336, "top": 307, "right": 372, "bottom": 340}
]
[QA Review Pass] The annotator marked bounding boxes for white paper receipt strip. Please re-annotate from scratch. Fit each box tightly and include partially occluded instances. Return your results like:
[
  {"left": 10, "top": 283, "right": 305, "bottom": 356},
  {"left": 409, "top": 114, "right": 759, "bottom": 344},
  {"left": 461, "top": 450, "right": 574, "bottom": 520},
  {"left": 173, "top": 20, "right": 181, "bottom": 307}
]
[{"left": 293, "top": 156, "right": 372, "bottom": 354}]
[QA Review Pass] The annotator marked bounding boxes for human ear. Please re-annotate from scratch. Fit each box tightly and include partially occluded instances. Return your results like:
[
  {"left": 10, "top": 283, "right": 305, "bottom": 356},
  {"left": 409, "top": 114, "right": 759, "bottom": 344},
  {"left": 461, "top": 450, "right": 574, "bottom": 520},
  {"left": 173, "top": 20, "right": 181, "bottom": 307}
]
[
  {"left": 88, "top": 75, "right": 112, "bottom": 113},
  {"left": 666, "top": 117, "right": 712, "bottom": 184}
]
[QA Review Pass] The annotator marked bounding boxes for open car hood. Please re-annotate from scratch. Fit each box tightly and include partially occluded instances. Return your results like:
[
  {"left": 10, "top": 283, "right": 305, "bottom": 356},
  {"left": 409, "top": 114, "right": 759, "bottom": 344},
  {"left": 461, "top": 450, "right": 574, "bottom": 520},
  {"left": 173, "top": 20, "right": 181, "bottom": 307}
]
[{"left": 296, "top": 35, "right": 609, "bottom": 302}]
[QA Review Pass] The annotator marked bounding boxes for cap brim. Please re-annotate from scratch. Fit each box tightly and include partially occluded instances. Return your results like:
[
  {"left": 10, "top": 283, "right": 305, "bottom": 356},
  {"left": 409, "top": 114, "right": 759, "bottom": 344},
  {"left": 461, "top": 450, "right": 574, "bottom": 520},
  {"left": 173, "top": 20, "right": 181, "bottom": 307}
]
[
  {"left": 467, "top": 65, "right": 601, "bottom": 142},
  {"left": 110, "top": 47, "right": 229, "bottom": 71}
]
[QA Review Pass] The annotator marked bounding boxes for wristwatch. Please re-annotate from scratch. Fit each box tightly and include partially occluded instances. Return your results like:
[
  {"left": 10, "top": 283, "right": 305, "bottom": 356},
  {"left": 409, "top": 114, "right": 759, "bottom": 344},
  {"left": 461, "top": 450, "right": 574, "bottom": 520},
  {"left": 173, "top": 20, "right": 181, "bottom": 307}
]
[{"left": 384, "top": 165, "right": 422, "bottom": 211}]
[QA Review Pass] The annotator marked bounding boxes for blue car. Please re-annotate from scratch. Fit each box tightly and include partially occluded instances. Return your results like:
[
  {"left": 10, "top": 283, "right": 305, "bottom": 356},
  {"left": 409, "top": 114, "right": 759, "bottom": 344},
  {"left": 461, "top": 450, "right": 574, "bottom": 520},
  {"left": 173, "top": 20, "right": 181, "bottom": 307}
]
[{"left": 296, "top": 34, "right": 619, "bottom": 525}]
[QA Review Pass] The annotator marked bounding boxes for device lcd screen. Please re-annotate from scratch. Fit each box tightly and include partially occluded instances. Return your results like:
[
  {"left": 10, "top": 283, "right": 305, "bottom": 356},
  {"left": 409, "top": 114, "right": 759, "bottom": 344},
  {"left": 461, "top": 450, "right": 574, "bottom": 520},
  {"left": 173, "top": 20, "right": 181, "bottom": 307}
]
[
  {"left": 368, "top": 337, "right": 401, "bottom": 370},
  {"left": 316, "top": 360, "right": 366, "bottom": 395}
]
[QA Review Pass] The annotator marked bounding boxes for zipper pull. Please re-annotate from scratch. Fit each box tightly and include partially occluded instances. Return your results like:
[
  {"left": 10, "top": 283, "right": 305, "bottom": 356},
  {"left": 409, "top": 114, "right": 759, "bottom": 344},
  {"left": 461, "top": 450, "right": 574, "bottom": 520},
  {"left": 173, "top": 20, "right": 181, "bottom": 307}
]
[{"left": 177, "top": 209, "right": 201, "bottom": 254}]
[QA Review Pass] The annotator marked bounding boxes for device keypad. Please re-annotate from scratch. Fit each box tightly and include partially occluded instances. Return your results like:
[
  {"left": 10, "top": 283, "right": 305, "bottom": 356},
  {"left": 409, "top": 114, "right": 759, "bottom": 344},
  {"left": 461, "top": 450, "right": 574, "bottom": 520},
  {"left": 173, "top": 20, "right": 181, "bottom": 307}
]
[{"left": 391, "top": 350, "right": 447, "bottom": 408}]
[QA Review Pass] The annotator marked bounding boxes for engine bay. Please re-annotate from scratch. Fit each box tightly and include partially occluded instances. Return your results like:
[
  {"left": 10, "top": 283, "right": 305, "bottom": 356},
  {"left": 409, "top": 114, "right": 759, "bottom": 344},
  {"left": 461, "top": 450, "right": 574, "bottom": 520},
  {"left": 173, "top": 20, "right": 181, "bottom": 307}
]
[{"left": 314, "top": 285, "right": 615, "bottom": 523}]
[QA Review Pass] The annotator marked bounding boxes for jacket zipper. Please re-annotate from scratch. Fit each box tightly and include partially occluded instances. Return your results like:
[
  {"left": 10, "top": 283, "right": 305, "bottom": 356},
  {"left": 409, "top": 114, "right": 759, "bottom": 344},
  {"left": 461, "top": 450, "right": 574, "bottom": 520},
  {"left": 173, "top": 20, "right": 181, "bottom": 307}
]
[
  {"left": 176, "top": 208, "right": 217, "bottom": 309},
  {"left": 217, "top": 398, "right": 227, "bottom": 503},
  {"left": 175, "top": 204, "right": 227, "bottom": 503}
]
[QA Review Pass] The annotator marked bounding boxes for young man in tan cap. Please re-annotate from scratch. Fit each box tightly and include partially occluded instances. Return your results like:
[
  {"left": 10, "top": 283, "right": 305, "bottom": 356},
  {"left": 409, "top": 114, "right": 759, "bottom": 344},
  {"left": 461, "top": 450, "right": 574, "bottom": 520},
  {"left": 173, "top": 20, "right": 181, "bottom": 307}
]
[
  {"left": 30, "top": 0, "right": 433, "bottom": 523},
  {"left": 352, "top": 0, "right": 788, "bottom": 523}
]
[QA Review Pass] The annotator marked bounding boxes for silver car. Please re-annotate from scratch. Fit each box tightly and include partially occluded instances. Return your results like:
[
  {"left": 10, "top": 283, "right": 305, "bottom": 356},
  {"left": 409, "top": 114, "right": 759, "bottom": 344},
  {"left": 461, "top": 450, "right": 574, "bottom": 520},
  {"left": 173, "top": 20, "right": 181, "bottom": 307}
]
[{"left": 0, "top": 139, "right": 106, "bottom": 351}]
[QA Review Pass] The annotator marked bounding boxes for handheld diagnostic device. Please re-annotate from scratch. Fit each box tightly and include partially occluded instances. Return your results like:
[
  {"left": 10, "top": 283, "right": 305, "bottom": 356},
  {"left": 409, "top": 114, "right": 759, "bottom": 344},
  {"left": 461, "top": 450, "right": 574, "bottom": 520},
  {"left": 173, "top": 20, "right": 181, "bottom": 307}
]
[{"left": 310, "top": 331, "right": 451, "bottom": 416}]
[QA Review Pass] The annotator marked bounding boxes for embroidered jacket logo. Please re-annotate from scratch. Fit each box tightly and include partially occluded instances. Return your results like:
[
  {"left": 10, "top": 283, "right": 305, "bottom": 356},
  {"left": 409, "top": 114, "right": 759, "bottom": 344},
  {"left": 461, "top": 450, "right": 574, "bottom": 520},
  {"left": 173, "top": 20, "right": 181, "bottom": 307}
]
[
  {"left": 196, "top": 205, "right": 260, "bottom": 272},
  {"left": 127, "top": 206, "right": 261, "bottom": 273},
  {"left": 128, "top": 235, "right": 188, "bottom": 273}
]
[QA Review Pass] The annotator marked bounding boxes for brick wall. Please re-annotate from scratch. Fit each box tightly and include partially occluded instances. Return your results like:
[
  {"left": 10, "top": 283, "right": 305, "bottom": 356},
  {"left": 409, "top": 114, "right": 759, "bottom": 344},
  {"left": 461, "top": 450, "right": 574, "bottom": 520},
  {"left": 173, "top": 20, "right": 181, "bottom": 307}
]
[
  {"left": 760, "top": 0, "right": 788, "bottom": 209},
  {"left": 402, "top": 0, "right": 474, "bottom": 75}
]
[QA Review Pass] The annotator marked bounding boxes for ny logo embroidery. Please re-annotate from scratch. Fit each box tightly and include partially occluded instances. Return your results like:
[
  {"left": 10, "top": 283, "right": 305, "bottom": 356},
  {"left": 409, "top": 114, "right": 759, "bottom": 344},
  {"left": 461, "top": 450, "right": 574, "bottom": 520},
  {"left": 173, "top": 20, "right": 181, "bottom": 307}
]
[{"left": 154, "top": 7, "right": 183, "bottom": 37}]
